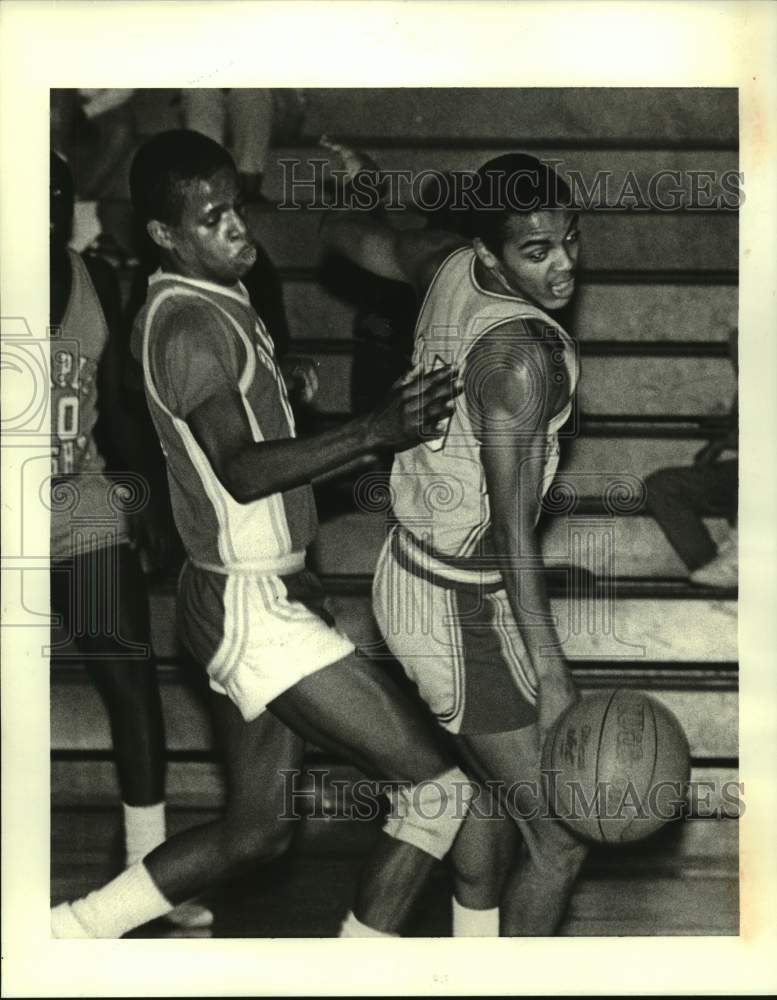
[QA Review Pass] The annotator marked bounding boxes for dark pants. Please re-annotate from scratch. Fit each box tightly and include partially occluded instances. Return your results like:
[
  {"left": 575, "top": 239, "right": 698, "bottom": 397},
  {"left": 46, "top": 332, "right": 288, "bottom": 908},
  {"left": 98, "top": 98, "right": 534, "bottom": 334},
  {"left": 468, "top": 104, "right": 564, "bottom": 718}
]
[
  {"left": 644, "top": 459, "right": 738, "bottom": 571},
  {"left": 50, "top": 543, "right": 166, "bottom": 805}
]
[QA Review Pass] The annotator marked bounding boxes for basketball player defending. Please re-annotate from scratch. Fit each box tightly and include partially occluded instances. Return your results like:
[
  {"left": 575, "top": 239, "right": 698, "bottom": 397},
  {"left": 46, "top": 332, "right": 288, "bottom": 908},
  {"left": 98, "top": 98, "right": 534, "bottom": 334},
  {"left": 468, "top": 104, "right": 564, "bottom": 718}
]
[
  {"left": 321, "top": 144, "right": 589, "bottom": 936},
  {"left": 51, "top": 130, "right": 476, "bottom": 939},
  {"left": 50, "top": 152, "right": 211, "bottom": 930}
]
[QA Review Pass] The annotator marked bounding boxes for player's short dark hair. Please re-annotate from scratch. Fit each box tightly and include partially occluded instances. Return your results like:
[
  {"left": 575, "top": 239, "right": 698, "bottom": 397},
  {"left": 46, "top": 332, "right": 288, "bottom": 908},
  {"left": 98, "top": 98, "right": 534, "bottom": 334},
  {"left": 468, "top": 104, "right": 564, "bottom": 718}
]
[
  {"left": 467, "top": 153, "right": 573, "bottom": 255},
  {"left": 130, "top": 129, "right": 235, "bottom": 226}
]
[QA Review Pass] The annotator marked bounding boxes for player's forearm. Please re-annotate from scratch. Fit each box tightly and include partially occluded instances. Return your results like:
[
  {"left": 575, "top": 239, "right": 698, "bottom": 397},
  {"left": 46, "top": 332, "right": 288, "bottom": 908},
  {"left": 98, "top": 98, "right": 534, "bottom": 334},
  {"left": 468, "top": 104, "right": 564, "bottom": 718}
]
[
  {"left": 320, "top": 214, "right": 404, "bottom": 282},
  {"left": 224, "top": 415, "right": 375, "bottom": 503},
  {"left": 492, "top": 518, "right": 568, "bottom": 680}
]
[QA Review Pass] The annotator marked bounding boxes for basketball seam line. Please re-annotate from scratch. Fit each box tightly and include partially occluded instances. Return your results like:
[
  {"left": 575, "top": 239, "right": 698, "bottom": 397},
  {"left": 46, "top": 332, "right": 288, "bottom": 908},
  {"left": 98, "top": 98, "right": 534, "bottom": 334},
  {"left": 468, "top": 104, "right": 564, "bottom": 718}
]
[
  {"left": 642, "top": 698, "right": 661, "bottom": 840},
  {"left": 596, "top": 689, "right": 620, "bottom": 844}
]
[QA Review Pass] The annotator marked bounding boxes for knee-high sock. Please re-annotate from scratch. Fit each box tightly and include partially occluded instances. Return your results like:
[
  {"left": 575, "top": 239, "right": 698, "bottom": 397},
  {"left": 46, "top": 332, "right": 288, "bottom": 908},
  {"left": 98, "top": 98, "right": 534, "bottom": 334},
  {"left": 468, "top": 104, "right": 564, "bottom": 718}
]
[
  {"left": 123, "top": 801, "right": 166, "bottom": 868},
  {"left": 53, "top": 863, "right": 172, "bottom": 939}
]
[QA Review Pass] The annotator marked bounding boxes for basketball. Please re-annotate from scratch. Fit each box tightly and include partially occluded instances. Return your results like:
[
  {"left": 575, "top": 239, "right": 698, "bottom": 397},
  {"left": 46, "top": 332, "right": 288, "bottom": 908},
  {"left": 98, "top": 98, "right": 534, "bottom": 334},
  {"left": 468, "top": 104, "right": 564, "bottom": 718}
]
[{"left": 541, "top": 690, "right": 691, "bottom": 845}]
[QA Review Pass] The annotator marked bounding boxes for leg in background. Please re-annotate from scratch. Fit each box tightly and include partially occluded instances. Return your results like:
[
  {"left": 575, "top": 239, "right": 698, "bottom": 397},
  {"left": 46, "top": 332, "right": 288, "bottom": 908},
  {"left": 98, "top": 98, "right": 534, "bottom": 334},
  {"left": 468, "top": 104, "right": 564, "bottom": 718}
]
[
  {"left": 181, "top": 89, "right": 227, "bottom": 145},
  {"left": 644, "top": 460, "right": 738, "bottom": 572},
  {"left": 227, "top": 88, "right": 273, "bottom": 199},
  {"left": 51, "top": 544, "right": 165, "bottom": 809}
]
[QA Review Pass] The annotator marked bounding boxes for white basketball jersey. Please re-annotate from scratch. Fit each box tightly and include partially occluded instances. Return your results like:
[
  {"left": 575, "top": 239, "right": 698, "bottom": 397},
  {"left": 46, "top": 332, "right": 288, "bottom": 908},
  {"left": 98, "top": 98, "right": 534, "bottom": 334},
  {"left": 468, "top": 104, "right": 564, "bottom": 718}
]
[{"left": 389, "top": 246, "right": 578, "bottom": 559}]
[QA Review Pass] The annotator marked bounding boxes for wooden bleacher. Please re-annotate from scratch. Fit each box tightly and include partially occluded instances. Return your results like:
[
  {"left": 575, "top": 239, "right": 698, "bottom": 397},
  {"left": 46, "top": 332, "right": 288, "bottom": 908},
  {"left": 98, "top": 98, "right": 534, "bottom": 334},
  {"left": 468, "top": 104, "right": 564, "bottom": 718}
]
[{"left": 51, "top": 87, "right": 739, "bottom": 935}]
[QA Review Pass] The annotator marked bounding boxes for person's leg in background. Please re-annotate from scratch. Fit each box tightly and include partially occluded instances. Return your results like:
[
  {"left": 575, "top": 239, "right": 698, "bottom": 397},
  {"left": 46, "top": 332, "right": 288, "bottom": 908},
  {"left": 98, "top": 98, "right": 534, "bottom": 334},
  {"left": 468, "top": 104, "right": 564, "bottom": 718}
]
[
  {"left": 65, "top": 91, "right": 137, "bottom": 262},
  {"left": 181, "top": 89, "right": 227, "bottom": 144},
  {"left": 644, "top": 459, "right": 737, "bottom": 576},
  {"left": 50, "top": 542, "right": 213, "bottom": 929},
  {"left": 226, "top": 89, "right": 274, "bottom": 201}
]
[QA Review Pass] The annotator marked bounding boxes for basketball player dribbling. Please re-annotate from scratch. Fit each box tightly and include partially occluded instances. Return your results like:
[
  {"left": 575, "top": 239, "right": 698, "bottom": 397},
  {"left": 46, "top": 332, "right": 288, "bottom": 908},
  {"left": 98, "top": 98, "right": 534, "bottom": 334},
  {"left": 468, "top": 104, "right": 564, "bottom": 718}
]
[
  {"left": 321, "top": 143, "right": 589, "bottom": 936},
  {"left": 52, "top": 130, "right": 485, "bottom": 939}
]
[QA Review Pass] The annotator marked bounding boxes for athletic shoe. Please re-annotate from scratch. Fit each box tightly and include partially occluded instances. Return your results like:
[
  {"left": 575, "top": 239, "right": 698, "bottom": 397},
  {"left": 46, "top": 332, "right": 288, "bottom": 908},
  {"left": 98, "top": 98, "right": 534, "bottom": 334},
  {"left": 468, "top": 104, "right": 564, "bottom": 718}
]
[
  {"left": 51, "top": 902, "right": 92, "bottom": 938},
  {"left": 690, "top": 530, "right": 738, "bottom": 587},
  {"left": 163, "top": 899, "right": 214, "bottom": 929}
]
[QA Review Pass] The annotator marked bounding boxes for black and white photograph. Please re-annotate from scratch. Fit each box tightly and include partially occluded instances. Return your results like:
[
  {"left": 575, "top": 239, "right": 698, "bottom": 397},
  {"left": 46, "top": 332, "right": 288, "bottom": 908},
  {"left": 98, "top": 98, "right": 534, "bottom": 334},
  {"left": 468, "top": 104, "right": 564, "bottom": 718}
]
[{"left": 2, "top": 2, "right": 776, "bottom": 996}]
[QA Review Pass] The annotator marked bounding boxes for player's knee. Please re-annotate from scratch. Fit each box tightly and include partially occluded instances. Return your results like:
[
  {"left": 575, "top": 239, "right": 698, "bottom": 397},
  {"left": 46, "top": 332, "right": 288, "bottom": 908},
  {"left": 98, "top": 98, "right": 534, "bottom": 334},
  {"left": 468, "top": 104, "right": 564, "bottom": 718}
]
[
  {"left": 455, "top": 811, "right": 515, "bottom": 884},
  {"left": 222, "top": 821, "right": 294, "bottom": 869},
  {"left": 383, "top": 767, "right": 474, "bottom": 861},
  {"left": 451, "top": 829, "right": 508, "bottom": 896}
]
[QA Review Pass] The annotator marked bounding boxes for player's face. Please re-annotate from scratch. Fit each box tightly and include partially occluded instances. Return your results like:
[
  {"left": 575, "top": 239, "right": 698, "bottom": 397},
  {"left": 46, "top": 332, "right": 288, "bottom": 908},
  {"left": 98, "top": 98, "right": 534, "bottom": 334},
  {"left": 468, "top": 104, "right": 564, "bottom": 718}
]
[
  {"left": 164, "top": 167, "right": 258, "bottom": 285},
  {"left": 493, "top": 210, "right": 580, "bottom": 310}
]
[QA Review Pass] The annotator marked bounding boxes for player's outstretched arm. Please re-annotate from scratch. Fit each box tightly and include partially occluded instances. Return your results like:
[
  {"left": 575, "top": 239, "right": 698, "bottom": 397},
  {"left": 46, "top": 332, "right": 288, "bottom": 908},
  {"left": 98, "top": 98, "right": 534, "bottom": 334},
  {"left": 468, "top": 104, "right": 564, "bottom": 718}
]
[
  {"left": 186, "top": 363, "right": 461, "bottom": 504},
  {"left": 472, "top": 330, "right": 577, "bottom": 742},
  {"left": 318, "top": 136, "right": 463, "bottom": 292},
  {"left": 321, "top": 215, "right": 462, "bottom": 292}
]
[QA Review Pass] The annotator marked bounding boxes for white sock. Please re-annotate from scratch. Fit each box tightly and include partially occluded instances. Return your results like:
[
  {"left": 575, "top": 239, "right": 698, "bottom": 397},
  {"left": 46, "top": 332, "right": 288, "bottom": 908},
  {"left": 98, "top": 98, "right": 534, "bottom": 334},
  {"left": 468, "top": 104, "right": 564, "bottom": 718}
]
[
  {"left": 123, "top": 801, "right": 214, "bottom": 928},
  {"left": 67, "top": 863, "right": 172, "bottom": 938},
  {"left": 51, "top": 902, "right": 93, "bottom": 938},
  {"left": 123, "top": 801, "right": 166, "bottom": 868},
  {"left": 70, "top": 200, "right": 102, "bottom": 252},
  {"left": 338, "top": 911, "right": 397, "bottom": 938},
  {"left": 452, "top": 897, "right": 500, "bottom": 937}
]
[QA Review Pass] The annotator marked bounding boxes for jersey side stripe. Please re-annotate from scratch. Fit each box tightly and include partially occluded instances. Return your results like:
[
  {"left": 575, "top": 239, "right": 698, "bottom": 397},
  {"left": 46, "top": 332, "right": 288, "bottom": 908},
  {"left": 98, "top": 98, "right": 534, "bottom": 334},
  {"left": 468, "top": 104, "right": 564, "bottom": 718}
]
[
  {"left": 145, "top": 284, "right": 302, "bottom": 564},
  {"left": 171, "top": 417, "right": 239, "bottom": 565},
  {"left": 489, "top": 593, "right": 538, "bottom": 703},
  {"left": 437, "top": 588, "right": 465, "bottom": 726},
  {"left": 142, "top": 290, "right": 237, "bottom": 565},
  {"left": 207, "top": 575, "right": 243, "bottom": 687},
  {"left": 202, "top": 304, "right": 295, "bottom": 550}
]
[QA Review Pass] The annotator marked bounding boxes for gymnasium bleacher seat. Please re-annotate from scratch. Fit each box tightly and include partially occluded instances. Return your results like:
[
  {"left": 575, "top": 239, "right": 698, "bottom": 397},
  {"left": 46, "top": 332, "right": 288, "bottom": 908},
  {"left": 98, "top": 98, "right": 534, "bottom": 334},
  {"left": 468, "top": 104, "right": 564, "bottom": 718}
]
[{"left": 51, "top": 87, "right": 739, "bottom": 935}]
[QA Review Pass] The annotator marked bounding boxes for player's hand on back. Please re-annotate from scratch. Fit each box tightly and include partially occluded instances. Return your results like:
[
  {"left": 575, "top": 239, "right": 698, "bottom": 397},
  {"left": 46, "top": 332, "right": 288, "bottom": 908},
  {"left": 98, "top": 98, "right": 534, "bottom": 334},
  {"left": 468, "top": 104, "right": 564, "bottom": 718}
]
[
  {"left": 280, "top": 354, "right": 319, "bottom": 405},
  {"left": 365, "top": 364, "right": 461, "bottom": 452}
]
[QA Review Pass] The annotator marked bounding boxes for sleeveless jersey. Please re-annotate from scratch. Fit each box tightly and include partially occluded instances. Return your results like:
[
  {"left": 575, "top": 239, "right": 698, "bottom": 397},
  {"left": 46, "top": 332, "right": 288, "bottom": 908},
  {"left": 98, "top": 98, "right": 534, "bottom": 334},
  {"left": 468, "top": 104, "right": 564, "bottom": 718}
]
[
  {"left": 50, "top": 249, "right": 129, "bottom": 559},
  {"left": 134, "top": 271, "right": 317, "bottom": 573},
  {"left": 390, "top": 247, "right": 578, "bottom": 559}
]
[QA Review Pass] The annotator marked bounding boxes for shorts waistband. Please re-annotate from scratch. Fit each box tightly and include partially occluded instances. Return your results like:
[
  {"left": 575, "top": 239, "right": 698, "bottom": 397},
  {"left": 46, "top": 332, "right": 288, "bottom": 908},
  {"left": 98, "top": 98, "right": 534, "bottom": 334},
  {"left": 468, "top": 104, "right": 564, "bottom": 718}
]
[
  {"left": 189, "top": 552, "right": 306, "bottom": 577},
  {"left": 391, "top": 526, "right": 505, "bottom": 593}
]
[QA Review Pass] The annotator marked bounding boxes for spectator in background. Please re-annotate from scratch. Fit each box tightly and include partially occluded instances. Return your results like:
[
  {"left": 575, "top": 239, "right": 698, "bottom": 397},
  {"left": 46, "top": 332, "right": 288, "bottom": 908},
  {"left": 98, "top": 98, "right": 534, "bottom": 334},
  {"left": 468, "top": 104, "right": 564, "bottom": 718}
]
[
  {"left": 181, "top": 89, "right": 305, "bottom": 202},
  {"left": 51, "top": 89, "right": 138, "bottom": 260},
  {"left": 49, "top": 151, "right": 212, "bottom": 931},
  {"left": 645, "top": 328, "right": 738, "bottom": 587}
]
